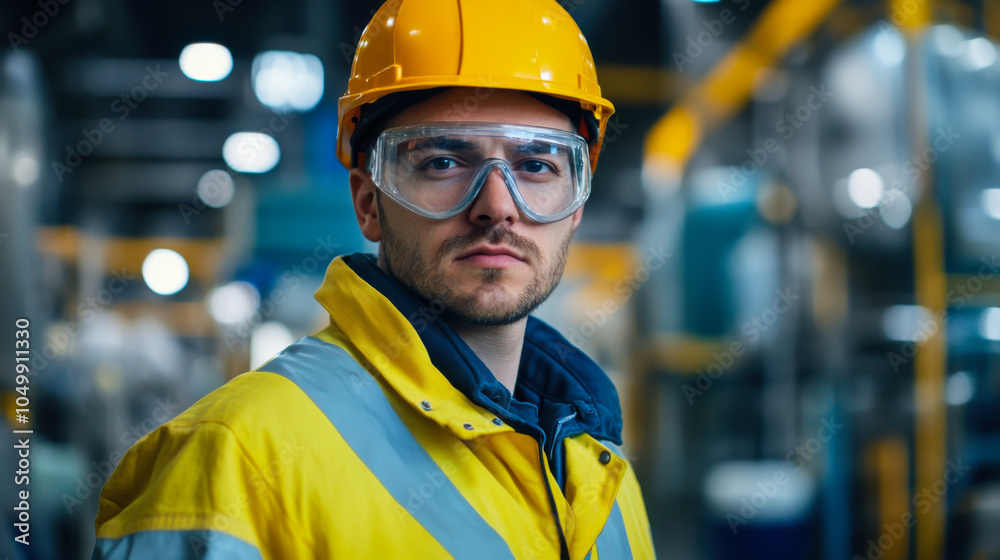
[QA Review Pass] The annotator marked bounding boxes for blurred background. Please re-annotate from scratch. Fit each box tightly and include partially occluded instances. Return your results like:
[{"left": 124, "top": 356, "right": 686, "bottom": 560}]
[{"left": 1, "top": 0, "right": 999, "bottom": 558}]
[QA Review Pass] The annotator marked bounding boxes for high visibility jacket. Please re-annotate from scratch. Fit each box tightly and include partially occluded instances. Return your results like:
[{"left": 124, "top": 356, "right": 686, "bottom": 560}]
[{"left": 93, "top": 254, "right": 655, "bottom": 559}]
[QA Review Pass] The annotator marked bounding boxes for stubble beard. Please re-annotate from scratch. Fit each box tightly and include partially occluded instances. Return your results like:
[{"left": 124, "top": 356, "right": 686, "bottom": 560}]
[{"left": 378, "top": 197, "right": 573, "bottom": 326}]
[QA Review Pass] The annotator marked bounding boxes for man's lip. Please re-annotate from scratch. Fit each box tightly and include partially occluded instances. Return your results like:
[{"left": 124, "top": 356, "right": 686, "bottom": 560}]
[{"left": 456, "top": 245, "right": 525, "bottom": 261}]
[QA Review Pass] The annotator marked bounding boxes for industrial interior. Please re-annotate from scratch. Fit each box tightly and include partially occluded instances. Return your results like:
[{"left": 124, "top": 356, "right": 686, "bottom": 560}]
[{"left": 1, "top": 0, "right": 999, "bottom": 558}]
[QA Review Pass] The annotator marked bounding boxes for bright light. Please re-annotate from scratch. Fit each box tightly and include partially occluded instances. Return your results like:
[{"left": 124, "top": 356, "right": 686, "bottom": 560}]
[
  {"left": 847, "top": 168, "right": 885, "bottom": 209},
  {"left": 179, "top": 43, "right": 233, "bottom": 82},
  {"left": 250, "top": 322, "right": 295, "bottom": 370},
  {"left": 832, "top": 178, "right": 862, "bottom": 219},
  {"left": 962, "top": 38, "right": 997, "bottom": 71},
  {"left": 251, "top": 51, "right": 324, "bottom": 112},
  {"left": 208, "top": 281, "right": 260, "bottom": 325},
  {"left": 945, "top": 371, "right": 976, "bottom": 406},
  {"left": 874, "top": 29, "right": 905, "bottom": 66},
  {"left": 979, "top": 307, "right": 1000, "bottom": 341},
  {"left": 11, "top": 152, "right": 38, "bottom": 187},
  {"left": 703, "top": 461, "right": 814, "bottom": 520},
  {"left": 882, "top": 192, "right": 913, "bottom": 229},
  {"left": 932, "top": 25, "right": 964, "bottom": 57},
  {"left": 981, "top": 189, "right": 1000, "bottom": 219},
  {"left": 882, "top": 305, "right": 932, "bottom": 341},
  {"left": 142, "top": 249, "right": 189, "bottom": 296},
  {"left": 222, "top": 132, "right": 280, "bottom": 173},
  {"left": 197, "top": 169, "right": 235, "bottom": 208}
]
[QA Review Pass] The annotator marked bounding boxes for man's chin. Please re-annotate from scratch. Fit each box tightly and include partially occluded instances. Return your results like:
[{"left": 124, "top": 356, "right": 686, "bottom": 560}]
[
  {"left": 442, "top": 306, "right": 530, "bottom": 327},
  {"left": 442, "top": 288, "right": 533, "bottom": 326}
]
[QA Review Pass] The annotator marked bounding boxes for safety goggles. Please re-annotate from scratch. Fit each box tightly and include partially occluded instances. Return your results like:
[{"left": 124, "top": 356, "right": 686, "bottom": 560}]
[{"left": 368, "top": 122, "right": 591, "bottom": 223}]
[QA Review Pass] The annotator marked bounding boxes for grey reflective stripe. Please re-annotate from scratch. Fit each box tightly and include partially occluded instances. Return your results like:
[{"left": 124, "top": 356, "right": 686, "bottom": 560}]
[
  {"left": 595, "top": 501, "right": 632, "bottom": 560},
  {"left": 260, "top": 336, "right": 515, "bottom": 560},
  {"left": 92, "top": 530, "right": 262, "bottom": 560}
]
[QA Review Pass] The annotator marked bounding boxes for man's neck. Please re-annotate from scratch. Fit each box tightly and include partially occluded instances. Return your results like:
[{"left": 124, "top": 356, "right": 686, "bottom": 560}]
[
  {"left": 376, "top": 252, "right": 527, "bottom": 392},
  {"left": 447, "top": 319, "right": 526, "bottom": 393}
]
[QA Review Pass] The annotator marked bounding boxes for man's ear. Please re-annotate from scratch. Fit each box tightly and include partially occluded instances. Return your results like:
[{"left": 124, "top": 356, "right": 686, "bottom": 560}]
[
  {"left": 570, "top": 204, "right": 584, "bottom": 231},
  {"left": 350, "top": 168, "right": 382, "bottom": 242}
]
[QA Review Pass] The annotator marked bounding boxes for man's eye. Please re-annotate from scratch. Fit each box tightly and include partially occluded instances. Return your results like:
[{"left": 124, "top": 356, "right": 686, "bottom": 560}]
[
  {"left": 427, "top": 157, "right": 458, "bottom": 170},
  {"left": 519, "top": 160, "right": 552, "bottom": 173}
]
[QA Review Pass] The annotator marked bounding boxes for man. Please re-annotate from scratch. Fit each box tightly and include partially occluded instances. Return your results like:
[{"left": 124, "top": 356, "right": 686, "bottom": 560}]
[{"left": 92, "top": 0, "right": 655, "bottom": 558}]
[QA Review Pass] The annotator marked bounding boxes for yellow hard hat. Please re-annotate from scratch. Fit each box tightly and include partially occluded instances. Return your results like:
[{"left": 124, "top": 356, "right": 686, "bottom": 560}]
[{"left": 337, "top": 0, "right": 615, "bottom": 173}]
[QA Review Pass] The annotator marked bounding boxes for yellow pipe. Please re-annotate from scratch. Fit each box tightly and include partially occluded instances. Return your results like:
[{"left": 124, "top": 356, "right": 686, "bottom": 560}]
[
  {"left": 38, "top": 226, "right": 226, "bottom": 281},
  {"left": 890, "top": 0, "right": 946, "bottom": 557},
  {"left": 987, "top": 0, "right": 1000, "bottom": 40},
  {"left": 891, "top": 0, "right": 932, "bottom": 29},
  {"left": 644, "top": 0, "right": 842, "bottom": 173},
  {"left": 874, "top": 438, "right": 911, "bottom": 560},
  {"left": 913, "top": 198, "right": 948, "bottom": 560}
]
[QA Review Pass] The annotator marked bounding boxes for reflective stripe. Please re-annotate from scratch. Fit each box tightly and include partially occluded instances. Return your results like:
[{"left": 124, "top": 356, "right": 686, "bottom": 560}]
[
  {"left": 594, "top": 501, "right": 632, "bottom": 560},
  {"left": 92, "top": 529, "right": 262, "bottom": 560},
  {"left": 260, "top": 336, "right": 515, "bottom": 560}
]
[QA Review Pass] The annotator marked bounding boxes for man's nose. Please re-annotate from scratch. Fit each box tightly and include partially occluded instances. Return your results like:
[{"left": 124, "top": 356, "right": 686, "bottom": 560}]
[{"left": 467, "top": 164, "right": 520, "bottom": 227}]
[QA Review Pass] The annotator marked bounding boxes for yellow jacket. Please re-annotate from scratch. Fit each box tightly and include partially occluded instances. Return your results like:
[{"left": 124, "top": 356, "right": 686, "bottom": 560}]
[{"left": 93, "top": 254, "right": 655, "bottom": 559}]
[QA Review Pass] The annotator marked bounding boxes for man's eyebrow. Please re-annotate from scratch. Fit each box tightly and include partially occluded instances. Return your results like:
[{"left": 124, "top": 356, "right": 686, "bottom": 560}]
[
  {"left": 510, "top": 141, "right": 566, "bottom": 157},
  {"left": 407, "top": 137, "right": 477, "bottom": 152}
]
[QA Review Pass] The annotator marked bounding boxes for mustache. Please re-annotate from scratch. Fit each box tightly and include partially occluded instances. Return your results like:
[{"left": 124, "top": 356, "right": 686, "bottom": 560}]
[{"left": 438, "top": 227, "right": 541, "bottom": 263}]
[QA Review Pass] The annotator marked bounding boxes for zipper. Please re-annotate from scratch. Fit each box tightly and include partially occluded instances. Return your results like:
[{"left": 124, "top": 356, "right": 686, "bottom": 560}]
[
  {"left": 538, "top": 411, "right": 577, "bottom": 559},
  {"left": 538, "top": 443, "right": 572, "bottom": 560},
  {"left": 549, "top": 411, "right": 578, "bottom": 488}
]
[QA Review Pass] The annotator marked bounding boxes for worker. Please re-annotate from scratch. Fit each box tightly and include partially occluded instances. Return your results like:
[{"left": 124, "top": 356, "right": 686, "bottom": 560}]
[{"left": 91, "top": 0, "right": 655, "bottom": 558}]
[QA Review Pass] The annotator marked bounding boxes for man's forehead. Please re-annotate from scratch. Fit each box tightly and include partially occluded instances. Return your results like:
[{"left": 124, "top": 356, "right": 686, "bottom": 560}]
[
  {"left": 385, "top": 87, "right": 574, "bottom": 132},
  {"left": 402, "top": 135, "right": 568, "bottom": 157}
]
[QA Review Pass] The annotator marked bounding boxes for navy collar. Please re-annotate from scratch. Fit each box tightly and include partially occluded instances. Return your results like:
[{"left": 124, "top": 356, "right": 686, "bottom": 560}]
[{"left": 342, "top": 253, "right": 623, "bottom": 465}]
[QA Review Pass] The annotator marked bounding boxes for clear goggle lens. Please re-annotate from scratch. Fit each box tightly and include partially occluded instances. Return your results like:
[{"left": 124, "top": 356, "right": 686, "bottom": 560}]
[{"left": 369, "top": 123, "right": 591, "bottom": 223}]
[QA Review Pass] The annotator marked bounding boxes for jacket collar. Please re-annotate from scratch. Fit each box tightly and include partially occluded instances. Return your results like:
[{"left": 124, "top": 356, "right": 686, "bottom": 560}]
[{"left": 314, "top": 253, "right": 623, "bottom": 455}]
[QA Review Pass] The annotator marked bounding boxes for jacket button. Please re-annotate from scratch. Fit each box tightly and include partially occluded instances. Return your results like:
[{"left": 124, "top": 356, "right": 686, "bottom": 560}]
[
  {"left": 420, "top": 401, "right": 432, "bottom": 411},
  {"left": 599, "top": 450, "right": 612, "bottom": 464},
  {"left": 463, "top": 422, "right": 474, "bottom": 430},
  {"left": 492, "top": 418, "right": 503, "bottom": 426}
]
